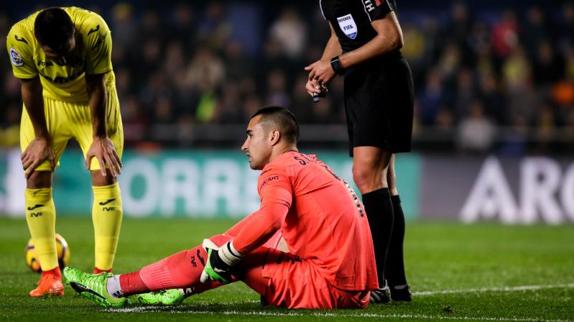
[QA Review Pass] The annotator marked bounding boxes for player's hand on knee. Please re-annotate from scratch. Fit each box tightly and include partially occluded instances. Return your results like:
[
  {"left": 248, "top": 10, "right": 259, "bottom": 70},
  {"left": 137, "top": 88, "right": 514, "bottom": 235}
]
[
  {"left": 86, "top": 137, "right": 122, "bottom": 177},
  {"left": 21, "top": 137, "right": 55, "bottom": 178},
  {"left": 200, "top": 240, "right": 243, "bottom": 284}
]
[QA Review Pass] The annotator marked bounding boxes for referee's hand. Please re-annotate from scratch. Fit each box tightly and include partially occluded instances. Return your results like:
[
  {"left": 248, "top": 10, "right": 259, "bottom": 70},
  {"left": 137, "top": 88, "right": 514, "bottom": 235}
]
[
  {"left": 305, "top": 78, "right": 324, "bottom": 97},
  {"left": 304, "top": 59, "right": 335, "bottom": 86}
]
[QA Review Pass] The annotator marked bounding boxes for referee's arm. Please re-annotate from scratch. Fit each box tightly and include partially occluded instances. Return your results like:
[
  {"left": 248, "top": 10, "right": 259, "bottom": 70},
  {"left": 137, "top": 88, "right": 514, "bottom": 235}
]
[
  {"left": 305, "top": 24, "right": 342, "bottom": 95},
  {"left": 338, "top": 12, "right": 403, "bottom": 70},
  {"left": 321, "top": 23, "right": 342, "bottom": 60}
]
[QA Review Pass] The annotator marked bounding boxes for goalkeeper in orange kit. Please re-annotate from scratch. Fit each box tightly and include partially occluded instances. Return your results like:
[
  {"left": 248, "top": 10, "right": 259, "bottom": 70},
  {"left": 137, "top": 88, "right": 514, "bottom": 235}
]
[{"left": 65, "top": 106, "right": 378, "bottom": 309}]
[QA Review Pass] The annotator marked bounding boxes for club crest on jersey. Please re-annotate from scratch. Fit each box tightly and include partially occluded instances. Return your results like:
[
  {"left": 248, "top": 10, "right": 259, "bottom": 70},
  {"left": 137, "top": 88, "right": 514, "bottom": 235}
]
[
  {"left": 337, "top": 14, "right": 358, "bottom": 40},
  {"left": 9, "top": 48, "right": 23, "bottom": 67}
]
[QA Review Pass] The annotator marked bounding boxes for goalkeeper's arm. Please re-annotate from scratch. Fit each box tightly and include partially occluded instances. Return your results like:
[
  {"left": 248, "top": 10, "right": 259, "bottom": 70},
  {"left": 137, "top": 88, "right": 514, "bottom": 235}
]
[{"left": 201, "top": 186, "right": 291, "bottom": 283}]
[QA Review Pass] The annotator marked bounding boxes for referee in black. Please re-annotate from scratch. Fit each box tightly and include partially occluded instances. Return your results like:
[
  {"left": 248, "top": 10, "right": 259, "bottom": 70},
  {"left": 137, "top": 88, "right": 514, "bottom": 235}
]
[{"left": 305, "top": 0, "right": 414, "bottom": 303}]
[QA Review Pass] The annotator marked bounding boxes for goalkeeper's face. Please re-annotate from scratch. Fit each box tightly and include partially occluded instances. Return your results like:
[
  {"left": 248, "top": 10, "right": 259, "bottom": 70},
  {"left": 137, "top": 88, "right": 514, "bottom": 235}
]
[{"left": 241, "top": 116, "right": 274, "bottom": 170}]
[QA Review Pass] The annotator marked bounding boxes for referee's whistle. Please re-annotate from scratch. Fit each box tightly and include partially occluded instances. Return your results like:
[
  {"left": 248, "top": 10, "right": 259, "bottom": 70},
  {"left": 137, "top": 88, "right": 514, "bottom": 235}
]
[{"left": 312, "top": 86, "right": 327, "bottom": 103}]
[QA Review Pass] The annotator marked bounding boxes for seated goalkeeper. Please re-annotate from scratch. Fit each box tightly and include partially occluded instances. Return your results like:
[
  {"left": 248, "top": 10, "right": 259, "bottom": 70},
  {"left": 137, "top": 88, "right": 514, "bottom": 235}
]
[{"left": 65, "top": 106, "right": 378, "bottom": 309}]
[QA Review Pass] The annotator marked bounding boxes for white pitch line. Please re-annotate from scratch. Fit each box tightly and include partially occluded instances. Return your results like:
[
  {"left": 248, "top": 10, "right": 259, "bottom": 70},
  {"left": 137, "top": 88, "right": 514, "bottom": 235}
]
[
  {"left": 109, "top": 283, "right": 574, "bottom": 321},
  {"left": 413, "top": 283, "right": 574, "bottom": 296},
  {"left": 112, "top": 308, "right": 571, "bottom": 322}
]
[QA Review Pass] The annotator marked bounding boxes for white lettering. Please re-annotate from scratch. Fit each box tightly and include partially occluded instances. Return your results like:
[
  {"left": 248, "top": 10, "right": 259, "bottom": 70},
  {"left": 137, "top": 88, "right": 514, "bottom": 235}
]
[
  {"left": 5, "top": 149, "right": 25, "bottom": 217},
  {"left": 363, "top": 0, "right": 375, "bottom": 12},
  {"left": 520, "top": 158, "right": 563, "bottom": 224},
  {"left": 460, "top": 157, "right": 518, "bottom": 223},
  {"left": 243, "top": 165, "right": 260, "bottom": 215},
  {"left": 120, "top": 158, "right": 159, "bottom": 217},
  {"left": 160, "top": 160, "right": 200, "bottom": 217},
  {"left": 560, "top": 163, "right": 574, "bottom": 221},
  {"left": 204, "top": 160, "right": 241, "bottom": 216}
]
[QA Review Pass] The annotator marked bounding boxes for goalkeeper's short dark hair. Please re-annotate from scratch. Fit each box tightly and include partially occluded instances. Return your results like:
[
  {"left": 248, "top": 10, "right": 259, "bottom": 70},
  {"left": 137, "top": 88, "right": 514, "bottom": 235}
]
[
  {"left": 34, "top": 7, "right": 75, "bottom": 52},
  {"left": 251, "top": 106, "right": 299, "bottom": 144}
]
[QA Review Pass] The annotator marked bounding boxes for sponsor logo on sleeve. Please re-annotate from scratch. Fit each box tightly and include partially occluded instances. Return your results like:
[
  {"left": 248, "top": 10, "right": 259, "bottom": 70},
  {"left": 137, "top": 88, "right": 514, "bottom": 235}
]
[
  {"left": 87, "top": 25, "right": 100, "bottom": 35},
  {"left": 9, "top": 48, "right": 24, "bottom": 67},
  {"left": 260, "top": 175, "right": 280, "bottom": 189},
  {"left": 363, "top": 0, "right": 376, "bottom": 11},
  {"left": 337, "top": 14, "right": 358, "bottom": 40},
  {"left": 14, "top": 35, "right": 28, "bottom": 44}
]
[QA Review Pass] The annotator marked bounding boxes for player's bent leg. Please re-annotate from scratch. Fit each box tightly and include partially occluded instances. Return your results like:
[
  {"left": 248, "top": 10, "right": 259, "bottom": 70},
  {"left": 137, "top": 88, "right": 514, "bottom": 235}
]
[
  {"left": 64, "top": 267, "right": 126, "bottom": 308},
  {"left": 25, "top": 171, "right": 64, "bottom": 297},
  {"left": 128, "top": 289, "right": 189, "bottom": 306},
  {"left": 66, "top": 237, "right": 235, "bottom": 307},
  {"left": 240, "top": 248, "right": 367, "bottom": 309},
  {"left": 91, "top": 172, "right": 123, "bottom": 273}
]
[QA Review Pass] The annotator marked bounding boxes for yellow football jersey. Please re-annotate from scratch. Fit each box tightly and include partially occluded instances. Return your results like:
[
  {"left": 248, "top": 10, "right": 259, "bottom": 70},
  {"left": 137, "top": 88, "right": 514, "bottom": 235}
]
[{"left": 6, "top": 7, "right": 115, "bottom": 104}]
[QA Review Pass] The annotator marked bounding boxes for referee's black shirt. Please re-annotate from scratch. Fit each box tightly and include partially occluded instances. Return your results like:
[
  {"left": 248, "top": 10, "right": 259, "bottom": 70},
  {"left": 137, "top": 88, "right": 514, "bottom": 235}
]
[{"left": 319, "top": 0, "right": 398, "bottom": 53}]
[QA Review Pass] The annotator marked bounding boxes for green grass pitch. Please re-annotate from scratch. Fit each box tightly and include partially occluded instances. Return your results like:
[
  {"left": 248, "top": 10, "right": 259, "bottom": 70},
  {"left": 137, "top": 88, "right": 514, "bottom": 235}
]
[{"left": 0, "top": 217, "right": 573, "bottom": 321}]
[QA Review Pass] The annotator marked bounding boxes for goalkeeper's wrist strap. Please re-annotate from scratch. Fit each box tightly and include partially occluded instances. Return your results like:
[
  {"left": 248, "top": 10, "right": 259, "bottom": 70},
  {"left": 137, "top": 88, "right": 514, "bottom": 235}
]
[{"left": 218, "top": 241, "right": 243, "bottom": 266}]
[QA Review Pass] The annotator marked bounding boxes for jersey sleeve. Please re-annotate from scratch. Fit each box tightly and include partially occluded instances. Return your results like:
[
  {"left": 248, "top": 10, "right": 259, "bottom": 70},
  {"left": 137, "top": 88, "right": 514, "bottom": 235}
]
[
  {"left": 6, "top": 24, "right": 37, "bottom": 79},
  {"left": 362, "top": 0, "right": 396, "bottom": 21},
  {"left": 319, "top": 0, "right": 327, "bottom": 20},
  {"left": 84, "top": 13, "right": 113, "bottom": 75},
  {"left": 258, "top": 166, "right": 293, "bottom": 208},
  {"left": 231, "top": 166, "right": 293, "bottom": 254}
]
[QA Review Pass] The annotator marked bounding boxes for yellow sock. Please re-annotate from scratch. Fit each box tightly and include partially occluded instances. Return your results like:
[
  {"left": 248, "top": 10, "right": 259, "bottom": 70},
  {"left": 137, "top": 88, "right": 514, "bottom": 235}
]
[
  {"left": 92, "top": 183, "right": 123, "bottom": 271},
  {"left": 25, "top": 188, "right": 58, "bottom": 271}
]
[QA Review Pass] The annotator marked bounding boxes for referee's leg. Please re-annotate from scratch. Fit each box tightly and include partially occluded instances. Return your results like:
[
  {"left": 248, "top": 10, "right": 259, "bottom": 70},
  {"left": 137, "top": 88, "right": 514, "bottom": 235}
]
[
  {"left": 352, "top": 146, "right": 393, "bottom": 303},
  {"left": 385, "top": 155, "right": 411, "bottom": 301}
]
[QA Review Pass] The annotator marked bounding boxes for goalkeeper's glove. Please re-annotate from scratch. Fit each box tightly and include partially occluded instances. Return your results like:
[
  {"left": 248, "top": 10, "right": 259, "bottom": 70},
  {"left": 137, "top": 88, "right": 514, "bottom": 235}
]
[{"left": 200, "top": 239, "right": 243, "bottom": 284}]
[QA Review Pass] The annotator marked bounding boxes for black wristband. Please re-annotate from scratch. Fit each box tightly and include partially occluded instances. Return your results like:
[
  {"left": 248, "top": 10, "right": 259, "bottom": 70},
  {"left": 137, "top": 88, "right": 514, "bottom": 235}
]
[{"left": 330, "top": 56, "right": 345, "bottom": 75}]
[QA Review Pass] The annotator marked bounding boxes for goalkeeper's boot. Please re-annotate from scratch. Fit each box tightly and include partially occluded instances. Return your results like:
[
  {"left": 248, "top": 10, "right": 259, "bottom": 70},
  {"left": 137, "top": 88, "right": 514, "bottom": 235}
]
[
  {"left": 390, "top": 284, "right": 412, "bottom": 302},
  {"left": 29, "top": 268, "right": 64, "bottom": 297},
  {"left": 370, "top": 283, "right": 391, "bottom": 304},
  {"left": 129, "top": 289, "right": 186, "bottom": 306},
  {"left": 63, "top": 267, "right": 127, "bottom": 308}
]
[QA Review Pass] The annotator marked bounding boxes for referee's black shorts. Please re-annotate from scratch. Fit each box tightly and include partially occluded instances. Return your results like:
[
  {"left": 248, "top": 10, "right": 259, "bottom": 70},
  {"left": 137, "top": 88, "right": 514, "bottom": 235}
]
[{"left": 343, "top": 54, "right": 414, "bottom": 156}]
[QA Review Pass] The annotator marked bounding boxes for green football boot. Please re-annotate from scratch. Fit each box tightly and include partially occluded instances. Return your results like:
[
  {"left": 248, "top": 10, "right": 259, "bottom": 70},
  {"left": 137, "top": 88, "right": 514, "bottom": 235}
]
[
  {"left": 128, "top": 289, "right": 186, "bottom": 306},
  {"left": 63, "top": 267, "right": 127, "bottom": 308}
]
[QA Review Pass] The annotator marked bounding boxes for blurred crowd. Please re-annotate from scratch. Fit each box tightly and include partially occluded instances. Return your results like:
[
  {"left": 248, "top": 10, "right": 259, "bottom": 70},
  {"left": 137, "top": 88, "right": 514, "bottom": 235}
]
[{"left": 1, "top": 1, "right": 573, "bottom": 154}]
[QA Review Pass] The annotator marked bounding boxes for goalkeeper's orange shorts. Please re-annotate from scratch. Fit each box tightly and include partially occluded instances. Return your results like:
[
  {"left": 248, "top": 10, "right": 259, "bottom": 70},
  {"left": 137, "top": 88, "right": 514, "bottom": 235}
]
[{"left": 241, "top": 247, "right": 370, "bottom": 309}]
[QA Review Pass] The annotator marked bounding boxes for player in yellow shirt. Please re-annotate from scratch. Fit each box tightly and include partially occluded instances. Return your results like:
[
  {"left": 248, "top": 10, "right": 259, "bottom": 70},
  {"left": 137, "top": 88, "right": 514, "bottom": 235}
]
[{"left": 6, "top": 7, "right": 124, "bottom": 297}]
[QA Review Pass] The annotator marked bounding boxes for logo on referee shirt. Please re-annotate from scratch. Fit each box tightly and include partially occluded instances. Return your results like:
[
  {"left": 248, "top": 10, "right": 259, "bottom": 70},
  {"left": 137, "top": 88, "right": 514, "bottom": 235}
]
[
  {"left": 9, "top": 48, "right": 24, "bottom": 67},
  {"left": 364, "top": 0, "right": 384, "bottom": 11},
  {"left": 337, "top": 14, "right": 358, "bottom": 40}
]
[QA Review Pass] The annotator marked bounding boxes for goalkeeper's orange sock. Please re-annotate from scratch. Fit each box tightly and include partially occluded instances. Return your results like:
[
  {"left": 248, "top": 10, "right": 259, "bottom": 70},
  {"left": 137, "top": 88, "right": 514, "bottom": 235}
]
[
  {"left": 139, "top": 246, "right": 208, "bottom": 291},
  {"left": 92, "top": 183, "right": 123, "bottom": 271},
  {"left": 116, "top": 241, "right": 227, "bottom": 296}
]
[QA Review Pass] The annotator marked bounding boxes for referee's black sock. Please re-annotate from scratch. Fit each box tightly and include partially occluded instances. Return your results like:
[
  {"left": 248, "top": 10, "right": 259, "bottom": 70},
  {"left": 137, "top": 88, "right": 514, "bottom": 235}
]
[
  {"left": 362, "top": 188, "right": 394, "bottom": 288},
  {"left": 386, "top": 195, "right": 408, "bottom": 287}
]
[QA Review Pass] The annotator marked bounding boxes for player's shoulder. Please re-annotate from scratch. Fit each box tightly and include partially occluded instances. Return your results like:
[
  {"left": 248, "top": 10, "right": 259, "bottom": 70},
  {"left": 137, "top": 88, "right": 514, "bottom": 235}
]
[
  {"left": 260, "top": 153, "right": 299, "bottom": 178},
  {"left": 273, "top": 152, "right": 313, "bottom": 169},
  {"left": 6, "top": 13, "right": 37, "bottom": 70},
  {"left": 7, "top": 12, "right": 37, "bottom": 47},
  {"left": 66, "top": 7, "right": 110, "bottom": 36},
  {"left": 265, "top": 152, "right": 320, "bottom": 180},
  {"left": 260, "top": 161, "right": 289, "bottom": 178}
]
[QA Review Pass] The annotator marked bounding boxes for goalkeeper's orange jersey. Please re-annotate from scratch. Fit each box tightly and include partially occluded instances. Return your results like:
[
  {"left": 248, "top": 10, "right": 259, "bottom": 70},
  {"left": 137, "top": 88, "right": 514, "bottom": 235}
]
[
  {"left": 6, "top": 7, "right": 115, "bottom": 104},
  {"left": 235, "top": 151, "right": 378, "bottom": 291}
]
